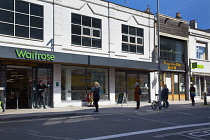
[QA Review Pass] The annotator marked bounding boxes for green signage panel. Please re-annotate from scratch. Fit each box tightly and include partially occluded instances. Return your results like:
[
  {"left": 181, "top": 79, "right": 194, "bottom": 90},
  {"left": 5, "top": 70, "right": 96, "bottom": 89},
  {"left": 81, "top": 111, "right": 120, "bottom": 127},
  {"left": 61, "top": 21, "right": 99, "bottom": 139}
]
[
  {"left": 191, "top": 62, "right": 197, "bottom": 68},
  {"left": 15, "top": 50, "right": 55, "bottom": 61}
]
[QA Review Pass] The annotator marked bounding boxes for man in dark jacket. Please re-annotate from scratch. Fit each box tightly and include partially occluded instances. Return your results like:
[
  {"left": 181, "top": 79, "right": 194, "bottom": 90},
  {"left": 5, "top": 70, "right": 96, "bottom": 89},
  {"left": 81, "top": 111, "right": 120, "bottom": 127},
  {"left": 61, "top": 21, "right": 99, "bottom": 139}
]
[
  {"left": 161, "top": 84, "right": 169, "bottom": 101},
  {"left": 37, "top": 80, "right": 48, "bottom": 109}
]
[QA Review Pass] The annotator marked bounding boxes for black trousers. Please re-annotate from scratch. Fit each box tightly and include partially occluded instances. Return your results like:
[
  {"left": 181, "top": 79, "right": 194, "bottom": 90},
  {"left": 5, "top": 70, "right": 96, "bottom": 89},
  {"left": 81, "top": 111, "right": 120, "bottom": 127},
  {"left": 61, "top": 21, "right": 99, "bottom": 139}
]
[
  {"left": 190, "top": 95, "right": 195, "bottom": 105},
  {"left": 38, "top": 95, "right": 46, "bottom": 108},
  {"left": 93, "top": 99, "right": 99, "bottom": 111},
  {"left": 136, "top": 101, "right": 140, "bottom": 108}
]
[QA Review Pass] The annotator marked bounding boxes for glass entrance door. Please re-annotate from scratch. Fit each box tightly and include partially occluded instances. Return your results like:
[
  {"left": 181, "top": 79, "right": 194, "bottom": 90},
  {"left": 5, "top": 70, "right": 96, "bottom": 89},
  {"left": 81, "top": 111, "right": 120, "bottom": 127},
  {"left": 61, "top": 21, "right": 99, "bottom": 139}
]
[
  {"left": 127, "top": 74, "right": 138, "bottom": 101},
  {"left": 163, "top": 72, "right": 186, "bottom": 101},
  {"left": 32, "top": 67, "right": 53, "bottom": 108},
  {"left": 115, "top": 71, "right": 150, "bottom": 102},
  {"left": 6, "top": 65, "right": 32, "bottom": 109}
]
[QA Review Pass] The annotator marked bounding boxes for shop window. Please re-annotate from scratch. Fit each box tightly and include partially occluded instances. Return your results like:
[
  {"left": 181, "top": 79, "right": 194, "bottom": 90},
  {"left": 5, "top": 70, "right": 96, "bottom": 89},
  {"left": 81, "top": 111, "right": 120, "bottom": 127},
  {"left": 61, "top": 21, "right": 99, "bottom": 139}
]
[
  {"left": 196, "top": 46, "right": 206, "bottom": 60},
  {"left": 30, "top": 28, "right": 43, "bottom": 40},
  {"left": 0, "top": 0, "right": 14, "bottom": 11},
  {"left": 0, "top": 0, "right": 43, "bottom": 40},
  {"left": 30, "top": 3, "right": 43, "bottom": 17},
  {"left": 61, "top": 66, "right": 108, "bottom": 101},
  {"left": 121, "top": 25, "right": 144, "bottom": 54},
  {"left": 0, "top": 22, "right": 14, "bottom": 36},
  {"left": 15, "top": 13, "right": 29, "bottom": 26},
  {"left": 15, "top": 25, "right": 29, "bottom": 38},
  {"left": 160, "top": 36, "right": 185, "bottom": 62},
  {"left": 206, "top": 77, "right": 210, "bottom": 96},
  {"left": 0, "top": 10, "right": 14, "bottom": 23},
  {"left": 179, "top": 73, "right": 185, "bottom": 95},
  {"left": 71, "top": 13, "right": 102, "bottom": 48}
]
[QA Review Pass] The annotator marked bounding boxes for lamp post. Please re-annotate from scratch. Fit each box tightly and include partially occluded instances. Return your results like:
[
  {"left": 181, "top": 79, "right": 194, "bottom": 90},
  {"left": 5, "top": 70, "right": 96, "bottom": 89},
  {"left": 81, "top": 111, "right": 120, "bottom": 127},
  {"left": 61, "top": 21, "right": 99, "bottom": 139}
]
[{"left": 157, "top": 0, "right": 162, "bottom": 109}]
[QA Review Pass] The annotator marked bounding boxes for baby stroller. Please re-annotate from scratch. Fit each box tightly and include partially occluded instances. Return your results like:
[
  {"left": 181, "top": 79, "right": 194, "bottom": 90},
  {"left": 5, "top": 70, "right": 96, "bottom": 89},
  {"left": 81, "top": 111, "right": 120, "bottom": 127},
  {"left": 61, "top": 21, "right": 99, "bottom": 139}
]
[{"left": 86, "top": 92, "right": 94, "bottom": 107}]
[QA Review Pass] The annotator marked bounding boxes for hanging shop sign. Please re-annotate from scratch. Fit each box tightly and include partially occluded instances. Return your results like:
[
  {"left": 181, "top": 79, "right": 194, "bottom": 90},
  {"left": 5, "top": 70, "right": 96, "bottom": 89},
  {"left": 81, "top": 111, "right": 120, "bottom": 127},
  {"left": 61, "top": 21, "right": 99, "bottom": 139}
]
[
  {"left": 162, "top": 61, "right": 185, "bottom": 71},
  {"left": 190, "top": 76, "right": 196, "bottom": 82},
  {"left": 15, "top": 50, "right": 55, "bottom": 61}
]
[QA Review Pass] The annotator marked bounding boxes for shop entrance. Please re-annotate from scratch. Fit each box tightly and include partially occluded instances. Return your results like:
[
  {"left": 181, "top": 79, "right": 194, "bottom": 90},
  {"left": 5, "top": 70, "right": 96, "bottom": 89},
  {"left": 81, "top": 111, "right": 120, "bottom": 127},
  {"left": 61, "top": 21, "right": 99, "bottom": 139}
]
[
  {"left": 6, "top": 65, "right": 32, "bottom": 109},
  {"left": 115, "top": 71, "right": 150, "bottom": 102},
  {"left": 161, "top": 72, "right": 185, "bottom": 101}
]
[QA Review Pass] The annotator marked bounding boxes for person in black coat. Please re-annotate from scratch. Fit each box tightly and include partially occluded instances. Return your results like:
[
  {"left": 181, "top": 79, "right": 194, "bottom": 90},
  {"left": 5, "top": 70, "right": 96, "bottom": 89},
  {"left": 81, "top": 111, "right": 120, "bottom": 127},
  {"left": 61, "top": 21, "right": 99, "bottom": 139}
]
[
  {"left": 161, "top": 84, "right": 169, "bottom": 101},
  {"left": 37, "top": 80, "right": 48, "bottom": 109},
  {"left": 190, "top": 84, "right": 196, "bottom": 106},
  {"left": 93, "top": 82, "right": 100, "bottom": 112}
]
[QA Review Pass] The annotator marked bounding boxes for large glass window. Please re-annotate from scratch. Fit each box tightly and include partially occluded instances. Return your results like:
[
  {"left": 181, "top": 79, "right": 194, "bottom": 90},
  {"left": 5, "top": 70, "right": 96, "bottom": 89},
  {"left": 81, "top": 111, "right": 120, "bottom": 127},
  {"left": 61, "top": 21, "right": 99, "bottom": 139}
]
[
  {"left": 115, "top": 71, "right": 149, "bottom": 102},
  {"left": 196, "top": 43, "right": 206, "bottom": 60},
  {"left": 0, "top": 0, "right": 43, "bottom": 40},
  {"left": 61, "top": 66, "right": 108, "bottom": 101},
  {"left": 71, "top": 13, "right": 102, "bottom": 48},
  {"left": 122, "top": 25, "right": 144, "bottom": 54},
  {"left": 160, "top": 37, "right": 185, "bottom": 62}
]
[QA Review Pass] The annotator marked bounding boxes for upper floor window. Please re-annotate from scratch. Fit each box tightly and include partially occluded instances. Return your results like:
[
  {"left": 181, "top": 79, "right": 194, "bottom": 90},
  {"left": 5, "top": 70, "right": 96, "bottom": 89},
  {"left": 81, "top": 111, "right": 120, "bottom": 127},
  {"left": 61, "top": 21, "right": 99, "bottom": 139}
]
[
  {"left": 121, "top": 25, "right": 144, "bottom": 54},
  {"left": 160, "top": 36, "right": 185, "bottom": 63},
  {"left": 0, "top": 0, "right": 43, "bottom": 40},
  {"left": 196, "top": 43, "right": 206, "bottom": 60},
  {"left": 71, "top": 13, "right": 101, "bottom": 48}
]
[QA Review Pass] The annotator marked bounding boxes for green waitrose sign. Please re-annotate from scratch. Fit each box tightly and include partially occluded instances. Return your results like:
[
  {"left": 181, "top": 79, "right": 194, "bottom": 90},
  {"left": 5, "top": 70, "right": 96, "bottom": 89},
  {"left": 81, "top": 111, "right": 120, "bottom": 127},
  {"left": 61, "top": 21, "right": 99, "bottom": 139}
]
[{"left": 15, "top": 50, "right": 55, "bottom": 61}]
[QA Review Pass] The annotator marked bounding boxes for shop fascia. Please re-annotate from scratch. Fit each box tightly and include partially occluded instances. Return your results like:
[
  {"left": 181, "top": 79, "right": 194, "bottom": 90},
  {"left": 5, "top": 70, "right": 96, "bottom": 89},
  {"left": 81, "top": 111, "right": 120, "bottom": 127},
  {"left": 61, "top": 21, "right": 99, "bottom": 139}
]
[
  {"left": 191, "top": 62, "right": 204, "bottom": 69},
  {"left": 15, "top": 49, "right": 55, "bottom": 61}
]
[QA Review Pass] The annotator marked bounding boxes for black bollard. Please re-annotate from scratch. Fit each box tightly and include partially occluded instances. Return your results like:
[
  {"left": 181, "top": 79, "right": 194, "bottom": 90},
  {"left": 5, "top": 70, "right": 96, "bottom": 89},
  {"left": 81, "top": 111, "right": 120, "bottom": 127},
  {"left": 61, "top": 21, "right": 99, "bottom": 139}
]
[{"left": 204, "top": 92, "right": 207, "bottom": 105}]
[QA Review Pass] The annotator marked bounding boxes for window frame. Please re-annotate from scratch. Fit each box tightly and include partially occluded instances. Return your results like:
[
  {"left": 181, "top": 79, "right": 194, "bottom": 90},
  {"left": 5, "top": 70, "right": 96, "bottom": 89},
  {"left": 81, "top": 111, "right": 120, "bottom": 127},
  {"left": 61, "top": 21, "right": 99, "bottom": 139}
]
[
  {"left": 0, "top": 0, "right": 44, "bottom": 40},
  {"left": 196, "top": 45, "right": 206, "bottom": 60},
  {"left": 71, "top": 13, "right": 102, "bottom": 48},
  {"left": 121, "top": 24, "right": 144, "bottom": 54}
]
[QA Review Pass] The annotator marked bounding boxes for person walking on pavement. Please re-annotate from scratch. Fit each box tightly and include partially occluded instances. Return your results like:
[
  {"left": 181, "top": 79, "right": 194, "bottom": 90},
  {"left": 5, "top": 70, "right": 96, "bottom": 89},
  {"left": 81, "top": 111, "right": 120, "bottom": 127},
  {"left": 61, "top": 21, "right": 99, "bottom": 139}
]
[
  {"left": 161, "top": 84, "right": 169, "bottom": 101},
  {"left": 190, "top": 84, "right": 196, "bottom": 106},
  {"left": 37, "top": 80, "right": 48, "bottom": 109},
  {"left": 134, "top": 82, "right": 141, "bottom": 109},
  {"left": 93, "top": 82, "right": 100, "bottom": 112}
]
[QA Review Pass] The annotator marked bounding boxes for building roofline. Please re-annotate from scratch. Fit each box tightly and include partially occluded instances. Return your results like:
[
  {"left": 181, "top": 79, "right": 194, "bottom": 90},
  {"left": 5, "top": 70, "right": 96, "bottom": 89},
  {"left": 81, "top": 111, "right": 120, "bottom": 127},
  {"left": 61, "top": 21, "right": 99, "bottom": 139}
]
[
  {"left": 159, "top": 13, "right": 188, "bottom": 24},
  {"left": 102, "top": 0, "right": 154, "bottom": 15}
]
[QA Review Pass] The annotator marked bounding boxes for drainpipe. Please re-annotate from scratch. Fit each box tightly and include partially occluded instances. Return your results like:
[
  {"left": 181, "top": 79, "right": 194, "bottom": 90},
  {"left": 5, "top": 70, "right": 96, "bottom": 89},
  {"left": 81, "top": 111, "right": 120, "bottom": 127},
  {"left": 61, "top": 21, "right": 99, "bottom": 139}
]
[
  {"left": 108, "top": 2, "right": 110, "bottom": 58},
  {"left": 52, "top": 0, "right": 55, "bottom": 52}
]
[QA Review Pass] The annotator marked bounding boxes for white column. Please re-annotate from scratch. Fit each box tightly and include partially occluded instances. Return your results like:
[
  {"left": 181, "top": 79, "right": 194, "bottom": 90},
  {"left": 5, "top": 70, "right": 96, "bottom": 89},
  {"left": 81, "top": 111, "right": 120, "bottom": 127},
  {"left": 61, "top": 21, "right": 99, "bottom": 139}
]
[
  {"left": 109, "top": 68, "right": 115, "bottom": 105},
  {"left": 53, "top": 64, "right": 61, "bottom": 107},
  {"left": 66, "top": 67, "right": 71, "bottom": 100},
  {"left": 150, "top": 72, "right": 158, "bottom": 101}
]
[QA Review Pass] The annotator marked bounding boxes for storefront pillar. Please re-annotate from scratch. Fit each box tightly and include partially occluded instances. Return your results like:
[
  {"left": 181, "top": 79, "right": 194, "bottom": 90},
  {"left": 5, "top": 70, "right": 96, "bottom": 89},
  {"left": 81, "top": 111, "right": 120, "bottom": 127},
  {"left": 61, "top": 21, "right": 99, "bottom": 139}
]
[
  {"left": 53, "top": 64, "right": 62, "bottom": 107},
  {"left": 185, "top": 72, "right": 190, "bottom": 100},
  {"left": 109, "top": 68, "right": 115, "bottom": 105},
  {"left": 66, "top": 68, "right": 71, "bottom": 100},
  {"left": 150, "top": 72, "right": 158, "bottom": 101}
]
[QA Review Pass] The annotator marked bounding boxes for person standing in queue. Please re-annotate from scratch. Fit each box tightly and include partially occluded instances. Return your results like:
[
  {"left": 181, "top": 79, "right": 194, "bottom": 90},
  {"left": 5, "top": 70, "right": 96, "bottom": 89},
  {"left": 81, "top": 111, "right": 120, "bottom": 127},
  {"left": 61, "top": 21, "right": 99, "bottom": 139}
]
[
  {"left": 37, "top": 80, "right": 48, "bottom": 109},
  {"left": 134, "top": 82, "right": 141, "bottom": 109},
  {"left": 93, "top": 82, "right": 100, "bottom": 112},
  {"left": 190, "top": 84, "right": 196, "bottom": 106}
]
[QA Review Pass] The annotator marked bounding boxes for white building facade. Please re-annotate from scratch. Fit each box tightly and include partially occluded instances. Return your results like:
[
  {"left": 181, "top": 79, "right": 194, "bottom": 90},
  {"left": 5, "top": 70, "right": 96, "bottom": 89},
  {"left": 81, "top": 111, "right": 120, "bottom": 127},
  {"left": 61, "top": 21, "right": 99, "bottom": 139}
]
[
  {"left": 0, "top": 0, "right": 166, "bottom": 109},
  {"left": 189, "top": 20, "right": 210, "bottom": 100}
]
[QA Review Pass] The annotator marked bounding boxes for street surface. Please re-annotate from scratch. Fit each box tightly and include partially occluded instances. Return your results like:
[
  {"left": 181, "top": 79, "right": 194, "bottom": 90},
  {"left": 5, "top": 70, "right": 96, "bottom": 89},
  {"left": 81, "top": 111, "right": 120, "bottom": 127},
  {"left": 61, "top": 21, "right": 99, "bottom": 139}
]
[{"left": 1, "top": 104, "right": 210, "bottom": 140}]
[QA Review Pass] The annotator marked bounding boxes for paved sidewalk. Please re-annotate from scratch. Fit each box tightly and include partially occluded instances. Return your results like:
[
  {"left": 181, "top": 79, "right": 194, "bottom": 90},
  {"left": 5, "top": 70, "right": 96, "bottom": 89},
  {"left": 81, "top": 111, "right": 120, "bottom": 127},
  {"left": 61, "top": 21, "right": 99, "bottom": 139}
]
[{"left": 0, "top": 100, "right": 209, "bottom": 121}]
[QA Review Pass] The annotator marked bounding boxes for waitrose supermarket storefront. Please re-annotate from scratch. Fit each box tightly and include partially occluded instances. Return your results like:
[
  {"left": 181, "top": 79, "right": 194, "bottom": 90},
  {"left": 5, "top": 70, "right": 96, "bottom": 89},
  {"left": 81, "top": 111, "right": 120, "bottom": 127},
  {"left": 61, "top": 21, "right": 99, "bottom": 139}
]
[{"left": 0, "top": 46, "right": 167, "bottom": 109}]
